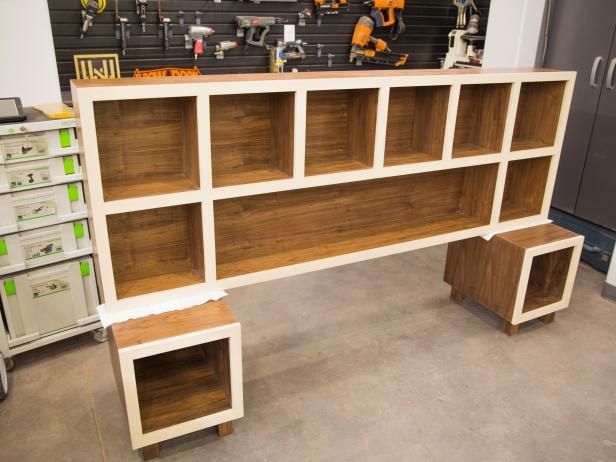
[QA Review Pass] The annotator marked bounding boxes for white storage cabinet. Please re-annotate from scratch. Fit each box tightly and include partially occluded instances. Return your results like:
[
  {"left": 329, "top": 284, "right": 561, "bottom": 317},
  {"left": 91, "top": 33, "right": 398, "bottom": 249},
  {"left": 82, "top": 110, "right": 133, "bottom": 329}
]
[
  {"left": 0, "top": 257, "right": 99, "bottom": 347},
  {"left": 0, "top": 220, "right": 93, "bottom": 275},
  {"left": 0, "top": 182, "right": 87, "bottom": 234}
]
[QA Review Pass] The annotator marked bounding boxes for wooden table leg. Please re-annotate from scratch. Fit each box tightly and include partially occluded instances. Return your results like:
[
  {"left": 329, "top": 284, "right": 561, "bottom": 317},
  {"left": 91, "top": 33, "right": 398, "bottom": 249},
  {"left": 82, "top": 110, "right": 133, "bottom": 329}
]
[
  {"left": 502, "top": 320, "right": 519, "bottom": 336},
  {"left": 217, "top": 421, "right": 234, "bottom": 437},
  {"left": 450, "top": 287, "right": 464, "bottom": 303},
  {"left": 142, "top": 443, "right": 160, "bottom": 460},
  {"left": 539, "top": 312, "right": 556, "bottom": 324}
]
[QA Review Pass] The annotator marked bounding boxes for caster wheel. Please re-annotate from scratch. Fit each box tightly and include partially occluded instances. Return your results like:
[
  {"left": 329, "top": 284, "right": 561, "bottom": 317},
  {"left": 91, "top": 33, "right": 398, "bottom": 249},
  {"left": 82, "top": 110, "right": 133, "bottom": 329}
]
[{"left": 92, "top": 328, "right": 108, "bottom": 343}]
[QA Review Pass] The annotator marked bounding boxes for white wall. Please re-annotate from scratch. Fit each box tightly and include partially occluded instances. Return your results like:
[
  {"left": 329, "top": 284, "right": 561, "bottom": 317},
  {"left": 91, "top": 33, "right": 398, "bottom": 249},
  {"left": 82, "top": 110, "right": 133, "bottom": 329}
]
[
  {"left": 483, "top": 0, "right": 547, "bottom": 68},
  {"left": 0, "top": 0, "right": 61, "bottom": 106}
]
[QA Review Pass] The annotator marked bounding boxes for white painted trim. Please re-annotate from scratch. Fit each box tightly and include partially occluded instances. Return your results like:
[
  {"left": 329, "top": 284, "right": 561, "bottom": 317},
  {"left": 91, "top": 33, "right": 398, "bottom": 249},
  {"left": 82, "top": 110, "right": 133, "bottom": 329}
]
[
  {"left": 442, "top": 84, "right": 460, "bottom": 161},
  {"left": 373, "top": 87, "right": 390, "bottom": 168},
  {"left": 293, "top": 90, "right": 307, "bottom": 178}
]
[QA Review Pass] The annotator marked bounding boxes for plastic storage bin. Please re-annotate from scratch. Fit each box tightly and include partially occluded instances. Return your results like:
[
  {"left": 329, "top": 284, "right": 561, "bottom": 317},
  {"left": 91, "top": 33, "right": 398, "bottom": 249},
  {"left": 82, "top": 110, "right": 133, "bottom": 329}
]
[
  {"left": 0, "top": 128, "right": 78, "bottom": 164},
  {"left": 0, "top": 220, "right": 92, "bottom": 275},
  {"left": 0, "top": 182, "right": 87, "bottom": 234},
  {"left": 0, "top": 155, "right": 82, "bottom": 193},
  {"left": 0, "top": 257, "right": 99, "bottom": 346}
]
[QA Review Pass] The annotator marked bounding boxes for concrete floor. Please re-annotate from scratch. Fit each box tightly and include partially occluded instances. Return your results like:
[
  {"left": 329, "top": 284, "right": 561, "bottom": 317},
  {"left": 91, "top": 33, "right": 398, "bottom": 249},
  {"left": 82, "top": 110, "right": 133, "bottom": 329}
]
[{"left": 1, "top": 245, "right": 616, "bottom": 462}]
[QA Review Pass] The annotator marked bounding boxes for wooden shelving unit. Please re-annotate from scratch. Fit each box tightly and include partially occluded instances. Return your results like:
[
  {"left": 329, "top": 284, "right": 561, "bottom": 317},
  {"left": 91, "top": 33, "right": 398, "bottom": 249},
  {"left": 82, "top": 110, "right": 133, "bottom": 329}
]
[
  {"left": 445, "top": 224, "right": 583, "bottom": 335},
  {"left": 106, "top": 203, "right": 204, "bottom": 299},
  {"left": 73, "top": 68, "right": 575, "bottom": 301},
  {"left": 305, "top": 89, "right": 378, "bottom": 175},
  {"left": 109, "top": 301, "right": 242, "bottom": 454},
  {"left": 384, "top": 86, "right": 450, "bottom": 166},
  {"left": 94, "top": 97, "right": 199, "bottom": 201},
  {"left": 210, "top": 92, "right": 294, "bottom": 187},
  {"left": 453, "top": 83, "right": 510, "bottom": 158},
  {"left": 500, "top": 156, "right": 552, "bottom": 222},
  {"left": 512, "top": 81, "right": 566, "bottom": 151}
]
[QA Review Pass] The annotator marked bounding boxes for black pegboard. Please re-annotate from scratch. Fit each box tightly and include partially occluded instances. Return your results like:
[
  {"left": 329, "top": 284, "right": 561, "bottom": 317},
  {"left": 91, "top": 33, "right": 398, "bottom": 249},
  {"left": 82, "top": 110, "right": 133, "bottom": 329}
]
[{"left": 49, "top": 0, "right": 490, "bottom": 94}]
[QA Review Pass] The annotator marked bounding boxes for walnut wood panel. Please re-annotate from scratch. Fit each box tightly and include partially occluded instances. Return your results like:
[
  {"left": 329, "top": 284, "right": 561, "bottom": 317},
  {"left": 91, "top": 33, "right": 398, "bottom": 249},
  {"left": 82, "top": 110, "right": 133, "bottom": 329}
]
[
  {"left": 215, "top": 164, "right": 498, "bottom": 278},
  {"left": 134, "top": 339, "right": 231, "bottom": 433},
  {"left": 524, "top": 247, "right": 573, "bottom": 312},
  {"left": 106, "top": 203, "right": 205, "bottom": 299},
  {"left": 453, "top": 84, "right": 511, "bottom": 158},
  {"left": 385, "top": 86, "right": 450, "bottom": 166},
  {"left": 94, "top": 97, "right": 199, "bottom": 201},
  {"left": 498, "top": 223, "right": 578, "bottom": 250},
  {"left": 512, "top": 81, "right": 566, "bottom": 151},
  {"left": 305, "top": 89, "right": 378, "bottom": 176},
  {"left": 111, "top": 300, "right": 236, "bottom": 349},
  {"left": 500, "top": 156, "right": 552, "bottom": 222},
  {"left": 445, "top": 234, "right": 523, "bottom": 320},
  {"left": 210, "top": 92, "right": 294, "bottom": 187}
]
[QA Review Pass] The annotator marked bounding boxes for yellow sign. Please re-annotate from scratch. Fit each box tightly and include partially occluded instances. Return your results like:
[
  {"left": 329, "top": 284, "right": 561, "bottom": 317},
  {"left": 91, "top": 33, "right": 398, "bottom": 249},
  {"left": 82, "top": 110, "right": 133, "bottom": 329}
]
[
  {"left": 74, "top": 54, "right": 121, "bottom": 80},
  {"left": 80, "top": 0, "right": 107, "bottom": 12},
  {"left": 133, "top": 67, "right": 202, "bottom": 78}
]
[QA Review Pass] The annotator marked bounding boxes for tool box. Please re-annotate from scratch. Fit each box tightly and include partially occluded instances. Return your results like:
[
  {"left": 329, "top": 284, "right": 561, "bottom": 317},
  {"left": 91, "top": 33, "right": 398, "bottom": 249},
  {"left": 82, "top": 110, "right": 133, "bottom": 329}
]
[
  {"left": 0, "top": 155, "right": 82, "bottom": 193},
  {"left": 0, "top": 182, "right": 87, "bottom": 235},
  {"left": 0, "top": 219, "right": 92, "bottom": 276},
  {"left": 0, "top": 128, "right": 78, "bottom": 164},
  {"left": 0, "top": 257, "right": 99, "bottom": 347}
]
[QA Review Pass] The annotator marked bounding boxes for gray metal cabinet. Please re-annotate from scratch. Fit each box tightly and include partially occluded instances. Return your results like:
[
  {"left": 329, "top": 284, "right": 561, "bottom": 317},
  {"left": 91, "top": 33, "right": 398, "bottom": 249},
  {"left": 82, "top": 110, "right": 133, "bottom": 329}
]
[{"left": 544, "top": 0, "right": 616, "bottom": 230}]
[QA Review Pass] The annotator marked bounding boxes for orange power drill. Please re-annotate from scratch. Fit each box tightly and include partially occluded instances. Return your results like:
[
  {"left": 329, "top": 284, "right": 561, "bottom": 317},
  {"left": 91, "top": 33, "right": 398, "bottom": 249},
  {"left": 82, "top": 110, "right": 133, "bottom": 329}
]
[
  {"left": 350, "top": 16, "right": 408, "bottom": 67},
  {"left": 364, "top": 0, "right": 405, "bottom": 39}
]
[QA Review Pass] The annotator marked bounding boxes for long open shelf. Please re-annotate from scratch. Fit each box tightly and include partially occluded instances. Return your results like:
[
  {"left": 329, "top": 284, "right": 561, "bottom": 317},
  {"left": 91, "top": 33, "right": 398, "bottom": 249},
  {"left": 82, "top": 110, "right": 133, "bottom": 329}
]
[
  {"left": 214, "top": 164, "right": 498, "bottom": 279},
  {"left": 512, "top": 81, "right": 566, "bottom": 152},
  {"left": 94, "top": 97, "right": 199, "bottom": 202},
  {"left": 523, "top": 247, "right": 573, "bottom": 312},
  {"left": 107, "top": 203, "right": 205, "bottom": 299},
  {"left": 134, "top": 339, "right": 231, "bottom": 433},
  {"left": 305, "top": 89, "right": 378, "bottom": 176},
  {"left": 500, "top": 156, "right": 551, "bottom": 222},
  {"left": 453, "top": 84, "right": 510, "bottom": 158},
  {"left": 210, "top": 92, "right": 294, "bottom": 187},
  {"left": 385, "top": 86, "right": 450, "bottom": 166}
]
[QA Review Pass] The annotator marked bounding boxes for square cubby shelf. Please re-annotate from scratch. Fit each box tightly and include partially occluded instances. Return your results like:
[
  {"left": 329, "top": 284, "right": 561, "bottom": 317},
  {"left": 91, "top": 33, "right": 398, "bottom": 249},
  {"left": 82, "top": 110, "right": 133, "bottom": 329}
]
[
  {"left": 305, "top": 89, "right": 378, "bottom": 176},
  {"left": 512, "top": 81, "right": 566, "bottom": 151},
  {"left": 107, "top": 203, "right": 205, "bottom": 299},
  {"left": 385, "top": 86, "right": 450, "bottom": 166},
  {"left": 210, "top": 92, "right": 294, "bottom": 187},
  {"left": 524, "top": 247, "right": 574, "bottom": 313},
  {"left": 94, "top": 97, "right": 199, "bottom": 201},
  {"left": 453, "top": 83, "right": 511, "bottom": 158},
  {"left": 500, "top": 156, "right": 551, "bottom": 222}
]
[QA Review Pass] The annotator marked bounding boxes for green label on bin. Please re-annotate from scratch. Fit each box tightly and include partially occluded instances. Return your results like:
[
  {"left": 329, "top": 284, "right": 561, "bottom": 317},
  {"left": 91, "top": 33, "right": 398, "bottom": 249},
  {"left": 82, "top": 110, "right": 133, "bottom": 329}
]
[
  {"left": 80, "top": 261, "right": 90, "bottom": 277},
  {"left": 3, "top": 279, "right": 16, "bottom": 296},
  {"left": 59, "top": 129, "right": 71, "bottom": 148},
  {"left": 74, "top": 222, "right": 85, "bottom": 238},
  {"left": 0, "top": 240, "right": 7, "bottom": 256},
  {"left": 68, "top": 184, "right": 79, "bottom": 202},
  {"left": 63, "top": 157, "right": 75, "bottom": 175}
]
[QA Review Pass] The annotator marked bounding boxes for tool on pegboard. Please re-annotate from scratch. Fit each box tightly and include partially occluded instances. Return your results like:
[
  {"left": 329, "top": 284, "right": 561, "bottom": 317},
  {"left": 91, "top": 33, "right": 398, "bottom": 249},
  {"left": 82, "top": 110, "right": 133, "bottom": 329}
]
[
  {"left": 136, "top": 0, "right": 148, "bottom": 32},
  {"left": 157, "top": 0, "right": 172, "bottom": 49},
  {"left": 364, "top": 0, "right": 405, "bottom": 40},
  {"left": 215, "top": 41, "right": 238, "bottom": 59},
  {"left": 314, "top": 0, "right": 348, "bottom": 27},
  {"left": 115, "top": 0, "right": 130, "bottom": 55},
  {"left": 317, "top": 43, "right": 324, "bottom": 57},
  {"left": 349, "top": 16, "right": 408, "bottom": 66},
  {"left": 235, "top": 16, "right": 288, "bottom": 48},
  {"left": 327, "top": 53, "right": 335, "bottom": 67},
  {"left": 80, "top": 0, "right": 105, "bottom": 38},
  {"left": 298, "top": 9, "right": 312, "bottom": 26},
  {"left": 453, "top": 0, "right": 478, "bottom": 29},
  {"left": 185, "top": 25, "right": 215, "bottom": 60}
]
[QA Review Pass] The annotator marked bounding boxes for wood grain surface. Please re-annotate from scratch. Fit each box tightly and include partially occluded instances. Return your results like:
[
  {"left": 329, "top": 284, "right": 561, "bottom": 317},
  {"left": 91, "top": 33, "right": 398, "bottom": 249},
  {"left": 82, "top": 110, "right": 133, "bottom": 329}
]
[
  {"left": 94, "top": 97, "right": 199, "bottom": 201},
  {"left": 215, "top": 164, "right": 497, "bottom": 278},
  {"left": 500, "top": 156, "right": 551, "bottom": 222},
  {"left": 385, "top": 85, "right": 449, "bottom": 166},
  {"left": 524, "top": 247, "right": 573, "bottom": 312},
  {"left": 134, "top": 340, "right": 231, "bottom": 433},
  {"left": 453, "top": 83, "right": 511, "bottom": 158},
  {"left": 210, "top": 92, "right": 294, "bottom": 187},
  {"left": 112, "top": 300, "right": 236, "bottom": 349},
  {"left": 512, "top": 81, "right": 566, "bottom": 151},
  {"left": 106, "top": 203, "right": 205, "bottom": 299},
  {"left": 305, "top": 89, "right": 378, "bottom": 176}
]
